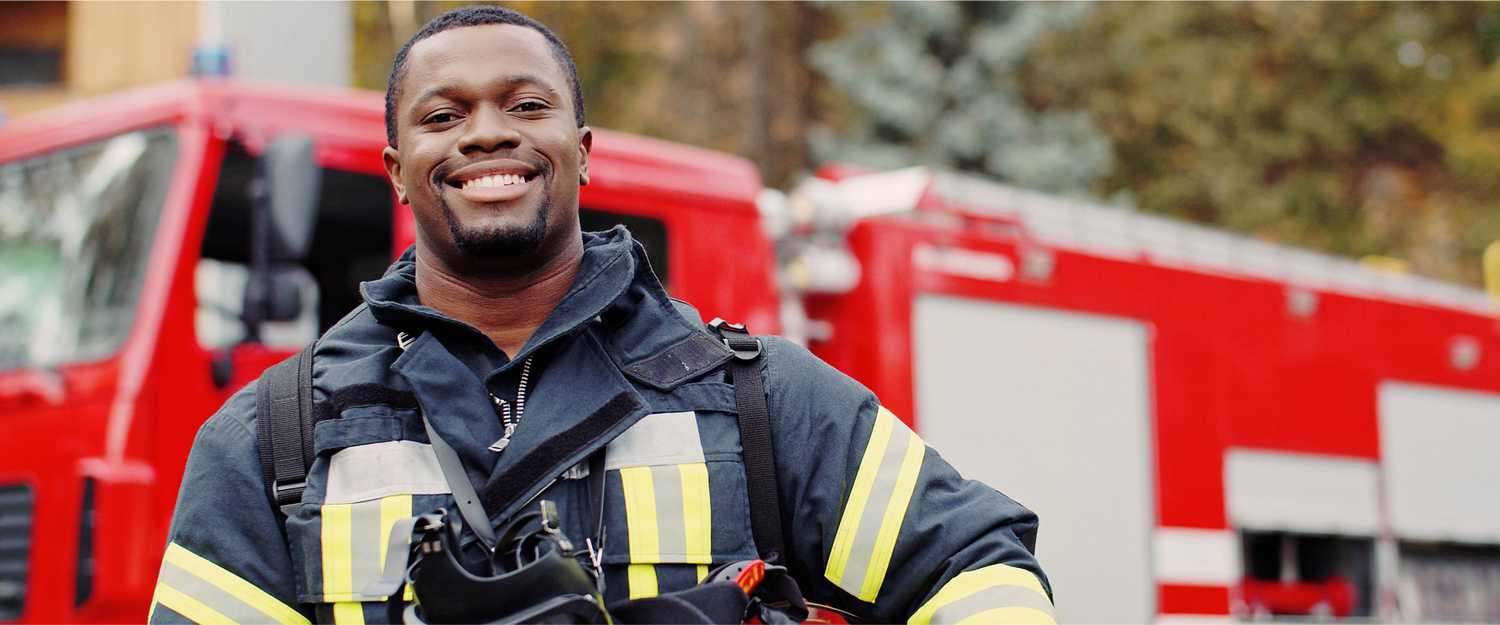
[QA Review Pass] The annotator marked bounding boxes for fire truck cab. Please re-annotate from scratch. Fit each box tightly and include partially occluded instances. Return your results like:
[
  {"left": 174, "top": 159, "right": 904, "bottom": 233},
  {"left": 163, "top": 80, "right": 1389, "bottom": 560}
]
[{"left": 0, "top": 80, "right": 778, "bottom": 623}]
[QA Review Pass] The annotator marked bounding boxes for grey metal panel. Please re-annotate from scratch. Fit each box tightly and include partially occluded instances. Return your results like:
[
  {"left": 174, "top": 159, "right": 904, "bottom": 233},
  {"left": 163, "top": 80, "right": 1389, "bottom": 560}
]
[
  {"left": 913, "top": 295, "right": 1155, "bottom": 623},
  {"left": 207, "top": 1, "right": 351, "bottom": 87},
  {"left": 1224, "top": 449, "right": 1380, "bottom": 535},
  {"left": 1379, "top": 381, "right": 1500, "bottom": 543}
]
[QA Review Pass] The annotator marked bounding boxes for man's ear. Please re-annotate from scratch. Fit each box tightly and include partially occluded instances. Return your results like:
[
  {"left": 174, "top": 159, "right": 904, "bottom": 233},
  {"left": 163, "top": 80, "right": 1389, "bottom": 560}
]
[
  {"left": 382, "top": 146, "right": 409, "bottom": 205},
  {"left": 577, "top": 126, "right": 593, "bottom": 187}
]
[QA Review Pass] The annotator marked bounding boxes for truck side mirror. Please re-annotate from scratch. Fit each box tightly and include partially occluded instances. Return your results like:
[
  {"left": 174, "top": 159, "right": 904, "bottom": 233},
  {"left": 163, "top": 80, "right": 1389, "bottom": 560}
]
[
  {"left": 242, "top": 135, "right": 320, "bottom": 344},
  {"left": 263, "top": 269, "right": 305, "bottom": 322},
  {"left": 262, "top": 135, "right": 321, "bottom": 261}
]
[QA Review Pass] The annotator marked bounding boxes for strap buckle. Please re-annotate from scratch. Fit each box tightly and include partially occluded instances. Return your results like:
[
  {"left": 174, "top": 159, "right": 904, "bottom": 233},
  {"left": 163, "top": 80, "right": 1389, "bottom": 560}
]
[
  {"left": 709, "top": 318, "right": 761, "bottom": 361},
  {"left": 272, "top": 478, "right": 306, "bottom": 502},
  {"left": 272, "top": 479, "right": 305, "bottom": 517}
]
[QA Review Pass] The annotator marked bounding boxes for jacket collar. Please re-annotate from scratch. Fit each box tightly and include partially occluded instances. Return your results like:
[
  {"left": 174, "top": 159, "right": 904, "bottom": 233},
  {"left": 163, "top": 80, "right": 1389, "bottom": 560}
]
[{"left": 361, "top": 227, "right": 643, "bottom": 369}]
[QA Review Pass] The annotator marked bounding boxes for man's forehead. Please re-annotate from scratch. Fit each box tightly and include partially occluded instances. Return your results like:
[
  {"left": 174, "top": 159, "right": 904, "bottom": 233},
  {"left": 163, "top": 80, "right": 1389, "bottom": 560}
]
[{"left": 406, "top": 23, "right": 566, "bottom": 88}]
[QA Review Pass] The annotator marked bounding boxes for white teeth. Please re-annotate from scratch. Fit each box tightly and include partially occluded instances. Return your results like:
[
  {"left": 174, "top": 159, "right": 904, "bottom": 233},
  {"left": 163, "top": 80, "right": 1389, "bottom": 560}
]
[{"left": 462, "top": 174, "right": 527, "bottom": 190}]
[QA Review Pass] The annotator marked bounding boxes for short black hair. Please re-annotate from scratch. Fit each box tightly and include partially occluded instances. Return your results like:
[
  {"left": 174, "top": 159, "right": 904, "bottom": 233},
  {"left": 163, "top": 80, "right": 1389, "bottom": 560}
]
[{"left": 384, "top": 5, "right": 585, "bottom": 148}]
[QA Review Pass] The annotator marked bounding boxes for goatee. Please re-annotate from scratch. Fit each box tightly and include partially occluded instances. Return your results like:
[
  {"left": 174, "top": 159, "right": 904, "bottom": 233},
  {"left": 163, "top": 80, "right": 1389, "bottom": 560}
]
[{"left": 440, "top": 187, "right": 551, "bottom": 258}]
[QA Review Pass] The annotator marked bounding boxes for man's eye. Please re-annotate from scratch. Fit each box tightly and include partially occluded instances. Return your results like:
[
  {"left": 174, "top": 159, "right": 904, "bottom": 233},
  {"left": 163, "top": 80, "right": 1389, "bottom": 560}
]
[
  {"left": 423, "top": 112, "right": 460, "bottom": 124},
  {"left": 513, "top": 100, "right": 549, "bottom": 113}
]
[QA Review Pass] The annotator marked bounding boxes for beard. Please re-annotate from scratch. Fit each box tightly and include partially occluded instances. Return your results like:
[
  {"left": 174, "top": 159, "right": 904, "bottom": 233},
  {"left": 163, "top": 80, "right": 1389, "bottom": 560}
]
[{"left": 439, "top": 183, "right": 552, "bottom": 259}]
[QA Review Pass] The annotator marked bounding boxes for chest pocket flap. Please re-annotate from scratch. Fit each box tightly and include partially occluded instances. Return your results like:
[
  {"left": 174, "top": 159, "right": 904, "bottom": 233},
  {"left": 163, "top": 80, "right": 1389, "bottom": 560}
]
[{"left": 603, "top": 411, "right": 756, "bottom": 570}]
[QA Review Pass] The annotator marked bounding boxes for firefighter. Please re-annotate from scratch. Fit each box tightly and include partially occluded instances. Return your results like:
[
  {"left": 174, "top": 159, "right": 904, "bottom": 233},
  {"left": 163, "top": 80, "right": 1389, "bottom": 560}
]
[{"left": 148, "top": 6, "right": 1054, "bottom": 624}]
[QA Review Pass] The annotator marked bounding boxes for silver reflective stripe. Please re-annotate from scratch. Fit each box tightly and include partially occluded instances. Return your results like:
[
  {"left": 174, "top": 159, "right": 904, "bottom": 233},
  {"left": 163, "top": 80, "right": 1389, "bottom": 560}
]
[
  {"left": 650, "top": 466, "right": 687, "bottom": 558},
  {"left": 838, "top": 423, "right": 915, "bottom": 594},
  {"left": 909, "top": 563, "right": 1053, "bottom": 625},
  {"left": 158, "top": 559, "right": 279, "bottom": 624},
  {"left": 605, "top": 411, "right": 703, "bottom": 470},
  {"left": 325, "top": 441, "right": 448, "bottom": 504},
  {"left": 825, "top": 407, "right": 927, "bottom": 601},
  {"left": 349, "top": 499, "right": 384, "bottom": 598},
  {"left": 930, "top": 585, "right": 1057, "bottom": 624}
]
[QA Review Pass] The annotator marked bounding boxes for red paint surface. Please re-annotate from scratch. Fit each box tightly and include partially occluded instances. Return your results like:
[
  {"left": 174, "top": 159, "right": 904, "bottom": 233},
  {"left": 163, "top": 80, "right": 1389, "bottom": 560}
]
[
  {"left": 1237, "top": 578, "right": 1356, "bottom": 618},
  {"left": 1159, "top": 584, "right": 1232, "bottom": 615}
]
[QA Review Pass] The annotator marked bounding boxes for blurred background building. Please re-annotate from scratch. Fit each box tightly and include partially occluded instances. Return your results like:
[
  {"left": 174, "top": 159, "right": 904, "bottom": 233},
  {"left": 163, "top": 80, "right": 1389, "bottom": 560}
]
[
  {"left": 6, "top": 1, "right": 1500, "bottom": 288},
  {"left": 0, "top": 1, "right": 348, "bottom": 117}
]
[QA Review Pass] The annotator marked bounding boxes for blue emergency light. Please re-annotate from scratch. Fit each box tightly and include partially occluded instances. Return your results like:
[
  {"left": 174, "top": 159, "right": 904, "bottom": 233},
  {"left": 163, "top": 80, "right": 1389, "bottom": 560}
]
[{"left": 191, "top": 45, "right": 233, "bottom": 77}]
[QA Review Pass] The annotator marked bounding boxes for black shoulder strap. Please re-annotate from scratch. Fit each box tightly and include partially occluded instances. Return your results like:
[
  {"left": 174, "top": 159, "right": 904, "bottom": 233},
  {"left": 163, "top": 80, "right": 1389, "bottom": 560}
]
[
  {"left": 256, "top": 341, "right": 317, "bottom": 517},
  {"left": 708, "top": 319, "right": 786, "bottom": 565}
]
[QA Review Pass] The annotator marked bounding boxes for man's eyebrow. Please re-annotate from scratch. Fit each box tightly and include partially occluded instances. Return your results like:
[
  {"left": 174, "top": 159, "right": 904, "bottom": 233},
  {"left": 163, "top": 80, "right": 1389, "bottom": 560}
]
[{"left": 410, "top": 75, "right": 562, "bottom": 109}]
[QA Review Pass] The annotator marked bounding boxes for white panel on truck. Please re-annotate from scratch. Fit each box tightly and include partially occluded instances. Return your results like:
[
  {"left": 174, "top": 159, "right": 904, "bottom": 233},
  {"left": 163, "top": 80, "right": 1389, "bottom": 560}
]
[
  {"left": 1224, "top": 449, "right": 1380, "bottom": 535},
  {"left": 914, "top": 295, "right": 1155, "bottom": 623},
  {"left": 1378, "top": 381, "right": 1500, "bottom": 543}
]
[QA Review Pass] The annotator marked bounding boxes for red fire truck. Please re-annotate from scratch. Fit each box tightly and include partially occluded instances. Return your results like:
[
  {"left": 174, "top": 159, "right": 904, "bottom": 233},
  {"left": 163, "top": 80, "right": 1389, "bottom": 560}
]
[
  {"left": 2, "top": 80, "right": 1499, "bottom": 624},
  {"left": 774, "top": 167, "right": 1500, "bottom": 622}
]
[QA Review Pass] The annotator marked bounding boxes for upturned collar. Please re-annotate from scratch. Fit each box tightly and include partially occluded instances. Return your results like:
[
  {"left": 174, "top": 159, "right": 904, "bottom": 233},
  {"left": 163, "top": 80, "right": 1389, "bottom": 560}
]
[{"left": 360, "top": 227, "right": 642, "bottom": 369}]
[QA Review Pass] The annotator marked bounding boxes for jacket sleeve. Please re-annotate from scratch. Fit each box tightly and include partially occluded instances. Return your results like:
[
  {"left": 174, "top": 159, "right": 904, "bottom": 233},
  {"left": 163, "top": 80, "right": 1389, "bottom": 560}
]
[
  {"left": 763, "top": 338, "right": 1055, "bottom": 624},
  {"left": 148, "top": 385, "right": 311, "bottom": 625}
]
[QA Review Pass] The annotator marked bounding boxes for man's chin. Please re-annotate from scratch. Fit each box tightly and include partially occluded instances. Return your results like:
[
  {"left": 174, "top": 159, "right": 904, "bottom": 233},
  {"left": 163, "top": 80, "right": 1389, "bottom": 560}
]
[
  {"left": 437, "top": 187, "right": 553, "bottom": 261},
  {"left": 450, "top": 223, "right": 548, "bottom": 259}
]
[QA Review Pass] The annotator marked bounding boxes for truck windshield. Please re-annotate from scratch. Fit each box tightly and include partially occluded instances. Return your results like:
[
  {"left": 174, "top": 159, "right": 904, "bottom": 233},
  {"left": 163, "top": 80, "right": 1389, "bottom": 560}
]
[{"left": 0, "top": 128, "right": 178, "bottom": 370}]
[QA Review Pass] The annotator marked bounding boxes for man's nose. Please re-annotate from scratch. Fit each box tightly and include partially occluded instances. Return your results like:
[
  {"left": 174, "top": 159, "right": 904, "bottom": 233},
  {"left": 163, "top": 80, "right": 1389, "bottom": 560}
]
[{"left": 457, "top": 105, "right": 521, "bottom": 154}]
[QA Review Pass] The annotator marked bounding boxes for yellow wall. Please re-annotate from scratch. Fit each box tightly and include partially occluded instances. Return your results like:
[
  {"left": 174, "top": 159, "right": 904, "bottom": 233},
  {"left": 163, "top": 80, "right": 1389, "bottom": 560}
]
[
  {"left": 66, "top": 1, "right": 198, "bottom": 94},
  {"left": 0, "top": 1, "right": 197, "bottom": 120}
]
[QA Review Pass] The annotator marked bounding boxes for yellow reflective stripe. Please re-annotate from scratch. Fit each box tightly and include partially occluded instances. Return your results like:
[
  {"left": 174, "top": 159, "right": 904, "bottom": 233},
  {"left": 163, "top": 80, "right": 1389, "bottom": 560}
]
[
  {"left": 622, "top": 466, "right": 660, "bottom": 561},
  {"left": 628, "top": 564, "right": 659, "bottom": 599},
  {"left": 162, "top": 543, "right": 310, "bottom": 625},
  {"left": 679, "top": 463, "right": 712, "bottom": 564},
  {"left": 322, "top": 503, "right": 355, "bottom": 602},
  {"left": 956, "top": 607, "right": 1056, "bottom": 625},
  {"left": 622, "top": 466, "right": 660, "bottom": 599},
  {"left": 697, "top": 565, "right": 709, "bottom": 583},
  {"left": 909, "top": 564, "right": 1051, "bottom": 625},
  {"left": 826, "top": 409, "right": 894, "bottom": 584},
  {"left": 153, "top": 582, "right": 233, "bottom": 625},
  {"left": 333, "top": 602, "right": 365, "bottom": 624},
  {"left": 860, "top": 426, "right": 926, "bottom": 601}
]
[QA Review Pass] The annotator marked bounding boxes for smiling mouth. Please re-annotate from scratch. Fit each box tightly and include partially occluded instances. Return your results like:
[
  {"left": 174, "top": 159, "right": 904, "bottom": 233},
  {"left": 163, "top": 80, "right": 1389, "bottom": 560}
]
[{"left": 447, "top": 172, "right": 539, "bottom": 190}]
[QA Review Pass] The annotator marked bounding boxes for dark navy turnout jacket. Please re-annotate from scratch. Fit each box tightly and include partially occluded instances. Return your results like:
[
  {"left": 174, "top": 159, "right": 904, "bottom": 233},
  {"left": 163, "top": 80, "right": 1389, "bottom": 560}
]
[{"left": 149, "top": 228, "right": 1055, "bottom": 624}]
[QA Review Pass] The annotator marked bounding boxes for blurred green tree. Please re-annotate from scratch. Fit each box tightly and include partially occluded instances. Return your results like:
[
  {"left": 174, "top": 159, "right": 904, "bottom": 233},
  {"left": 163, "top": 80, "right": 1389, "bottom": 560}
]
[
  {"left": 1023, "top": 2, "right": 1500, "bottom": 284},
  {"left": 809, "top": 2, "right": 1111, "bottom": 195}
]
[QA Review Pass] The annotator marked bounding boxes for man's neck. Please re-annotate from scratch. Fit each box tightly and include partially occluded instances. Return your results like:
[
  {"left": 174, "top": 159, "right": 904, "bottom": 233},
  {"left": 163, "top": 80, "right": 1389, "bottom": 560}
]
[{"left": 413, "top": 240, "right": 584, "bottom": 359}]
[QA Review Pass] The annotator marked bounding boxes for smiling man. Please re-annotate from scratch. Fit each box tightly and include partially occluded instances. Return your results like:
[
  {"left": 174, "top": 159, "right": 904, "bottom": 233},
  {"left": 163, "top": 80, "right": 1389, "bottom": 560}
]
[{"left": 148, "top": 6, "right": 1054, "bottom": 625}]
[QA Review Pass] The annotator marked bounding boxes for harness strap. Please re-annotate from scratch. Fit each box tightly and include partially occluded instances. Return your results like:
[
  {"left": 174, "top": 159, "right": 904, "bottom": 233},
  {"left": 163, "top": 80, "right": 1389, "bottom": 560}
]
[
  {"left": 256, "top": 341, "right": 316, "bottom": 518},
  {"left": 709, "top": 318, "right": 786, "bottom": 565},
  {"left": 421, "top": 412, "right": 499, "bottom": 553}
]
